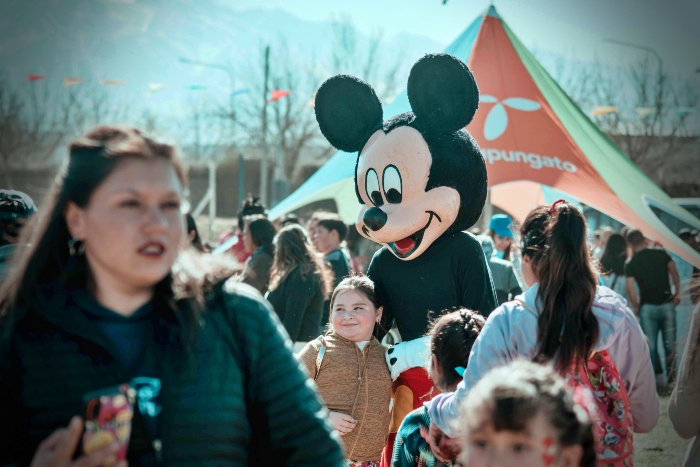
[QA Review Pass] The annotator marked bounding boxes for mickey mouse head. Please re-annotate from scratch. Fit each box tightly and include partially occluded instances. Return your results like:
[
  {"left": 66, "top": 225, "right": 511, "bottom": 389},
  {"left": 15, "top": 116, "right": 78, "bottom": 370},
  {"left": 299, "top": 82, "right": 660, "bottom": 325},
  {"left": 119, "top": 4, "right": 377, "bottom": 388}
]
[{"left": 315, "top": 54, "right": 487, "bottom": 261}]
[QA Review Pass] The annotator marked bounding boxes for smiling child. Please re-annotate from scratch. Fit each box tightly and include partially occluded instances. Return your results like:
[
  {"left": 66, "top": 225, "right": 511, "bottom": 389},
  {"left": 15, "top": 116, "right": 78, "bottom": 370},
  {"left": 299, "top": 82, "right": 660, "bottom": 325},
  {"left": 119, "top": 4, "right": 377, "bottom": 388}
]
[{"left": 297, "top": 276, "right": 392, "bottom": 466}]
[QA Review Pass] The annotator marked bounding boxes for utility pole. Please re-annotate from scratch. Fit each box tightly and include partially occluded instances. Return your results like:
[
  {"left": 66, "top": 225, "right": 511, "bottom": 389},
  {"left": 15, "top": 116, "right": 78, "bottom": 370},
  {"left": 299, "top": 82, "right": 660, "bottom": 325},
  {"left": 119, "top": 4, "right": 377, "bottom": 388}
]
[
  {"left": 260, "top": 46, "right": 271, "bottom": 206},
  {"left": 179, "top": 57, "right": 237, "bottom": 236},
  {"left": 238, "top": 153, "right": 245, "bottom": 209}
]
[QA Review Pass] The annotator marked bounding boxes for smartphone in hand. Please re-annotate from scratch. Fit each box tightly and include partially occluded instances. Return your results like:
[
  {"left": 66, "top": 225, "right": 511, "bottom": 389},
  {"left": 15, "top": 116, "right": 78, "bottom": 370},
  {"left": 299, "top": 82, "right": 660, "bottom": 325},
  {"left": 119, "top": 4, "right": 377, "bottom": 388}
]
[{"left": 83, "top": 384, "right": 135, "bottom": 467}]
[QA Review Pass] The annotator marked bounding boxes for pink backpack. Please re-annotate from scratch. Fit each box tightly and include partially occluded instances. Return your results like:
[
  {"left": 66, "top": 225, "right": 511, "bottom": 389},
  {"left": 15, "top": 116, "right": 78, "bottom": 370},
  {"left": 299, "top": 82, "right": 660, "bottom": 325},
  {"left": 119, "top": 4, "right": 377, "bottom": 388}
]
[
  {"left": 562, "top": 351, "right": 634, "bottom": 467},
  {"left": 514, "top": 300, "right": 634, "bottom": 467}
]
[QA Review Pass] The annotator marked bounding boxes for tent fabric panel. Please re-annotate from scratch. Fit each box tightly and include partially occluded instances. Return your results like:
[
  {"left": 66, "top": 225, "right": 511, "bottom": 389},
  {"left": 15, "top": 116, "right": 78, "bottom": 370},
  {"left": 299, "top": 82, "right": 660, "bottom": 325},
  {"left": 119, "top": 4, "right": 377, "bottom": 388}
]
[
  {"left": 504, "top": 20, "right": 700, "bottom": 265},
  {"left": 503, "top": 21, "right": 700, "bottom": 267},
  {"left": 269, "top": 178, "right": 357, "bottom": 223},
  {"left": 268, "top": 150, "right": 355, "bottom": 220},
  {"left": 504, "top": 20, "right": 697, "bottom": 227},
  {"left": 466, "top": 15, "right": 618, "bottom": 198}
]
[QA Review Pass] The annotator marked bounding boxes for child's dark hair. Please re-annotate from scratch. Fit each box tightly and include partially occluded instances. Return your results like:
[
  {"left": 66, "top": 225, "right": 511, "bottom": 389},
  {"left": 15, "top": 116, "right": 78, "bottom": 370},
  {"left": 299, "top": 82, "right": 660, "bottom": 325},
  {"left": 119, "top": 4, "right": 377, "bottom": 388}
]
[
  {"left": 316, "top": 212, "right": 348, "bottom": 242},
  {"left": 237, "top": 195, "right": 267, "bottom": 231},
  {"left": 245, "top": 215, "right": 276, "bottom": 256},
  {"left": 520, "top": 201, "right": 599, "bottom": 371},
  {"left": 460, "top": 360, "right": 596, "bottom": 467},
  {"left": 427, "top": 309, "right": 485, "bottom": 391},
  {"left": 330, "top": 275, "right": 380, "bottom": 310}
]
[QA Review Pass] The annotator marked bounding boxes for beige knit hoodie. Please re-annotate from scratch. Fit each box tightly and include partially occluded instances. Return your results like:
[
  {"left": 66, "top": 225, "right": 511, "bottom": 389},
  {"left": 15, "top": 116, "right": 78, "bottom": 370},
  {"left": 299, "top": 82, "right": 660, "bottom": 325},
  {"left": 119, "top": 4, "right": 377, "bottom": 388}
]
[{"left": 298, "top": 332, "right": 392, "bottom": 462}]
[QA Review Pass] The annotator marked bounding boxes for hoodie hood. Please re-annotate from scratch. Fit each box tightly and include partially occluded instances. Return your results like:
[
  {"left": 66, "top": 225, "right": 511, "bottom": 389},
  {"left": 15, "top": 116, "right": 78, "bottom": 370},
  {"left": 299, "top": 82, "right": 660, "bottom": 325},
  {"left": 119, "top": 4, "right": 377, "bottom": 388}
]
[{"left": 516, "top": 282, "right": 630, "bottom": 353}]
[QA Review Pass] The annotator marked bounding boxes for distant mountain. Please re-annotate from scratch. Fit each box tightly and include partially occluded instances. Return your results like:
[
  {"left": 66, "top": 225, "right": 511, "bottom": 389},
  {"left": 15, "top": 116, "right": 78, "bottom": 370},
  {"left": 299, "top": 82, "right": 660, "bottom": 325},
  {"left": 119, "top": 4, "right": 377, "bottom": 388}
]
[{"left": 0, "top": 0, "right": 445, "bottom": 118}]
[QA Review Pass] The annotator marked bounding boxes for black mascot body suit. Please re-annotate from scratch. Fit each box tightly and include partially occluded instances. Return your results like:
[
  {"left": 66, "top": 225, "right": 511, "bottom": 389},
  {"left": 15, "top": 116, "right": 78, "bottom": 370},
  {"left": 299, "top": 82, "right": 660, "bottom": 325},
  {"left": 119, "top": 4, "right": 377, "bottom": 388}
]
[{"left": 314, "top": 53, "right": 497, "bottom": 461}]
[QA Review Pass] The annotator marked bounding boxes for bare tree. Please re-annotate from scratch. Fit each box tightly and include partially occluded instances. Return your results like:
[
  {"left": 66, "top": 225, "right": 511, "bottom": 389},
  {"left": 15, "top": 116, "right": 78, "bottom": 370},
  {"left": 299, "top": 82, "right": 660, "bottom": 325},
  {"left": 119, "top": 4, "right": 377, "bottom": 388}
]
[
  {"left": 179, "top": 94, "right": 231, "bottom": 167},
  {"left": 543, "top": 53, "right": 699, "bottom": 192},
  {"left": 0, "top": 78, "right": 139, "bottom": 188},
  {"left": 588, "top": 57, "right": 699, "bottom": 180},
  {"left": 230, "top": 21, "right": 406, "bottom": 189},
  {"left": 329, "top": 17, "right": 403, "bottom": 101},
  {"left": 0, "top": 78, "right": 67, "bottom": 187},
  {"left": 0, "top": 83, "right": 29, "bottom": 187}
]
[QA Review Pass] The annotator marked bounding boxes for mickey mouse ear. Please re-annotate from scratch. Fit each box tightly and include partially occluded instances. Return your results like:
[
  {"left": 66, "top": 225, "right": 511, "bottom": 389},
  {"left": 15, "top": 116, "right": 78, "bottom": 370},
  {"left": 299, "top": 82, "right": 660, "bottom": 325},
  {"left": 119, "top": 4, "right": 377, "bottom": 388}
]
[
  {"left": 407, "top": 53, "right": 479, "bottom": 133},
  {"left": 315, "top": 75, "right": 383, "bottom": 153}
]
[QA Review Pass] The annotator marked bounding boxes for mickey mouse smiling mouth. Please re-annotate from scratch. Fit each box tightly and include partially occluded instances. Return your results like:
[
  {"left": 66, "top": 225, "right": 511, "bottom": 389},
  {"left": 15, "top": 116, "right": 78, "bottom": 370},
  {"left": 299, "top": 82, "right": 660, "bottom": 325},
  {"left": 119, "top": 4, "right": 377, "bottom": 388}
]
[{"left": 362, "top": 210, "right": 442, "bottom": 258}]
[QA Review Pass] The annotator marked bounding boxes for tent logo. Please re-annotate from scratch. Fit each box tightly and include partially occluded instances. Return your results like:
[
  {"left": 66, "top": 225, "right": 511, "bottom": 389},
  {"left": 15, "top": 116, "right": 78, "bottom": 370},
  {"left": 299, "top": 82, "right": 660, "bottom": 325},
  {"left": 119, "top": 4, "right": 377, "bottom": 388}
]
[{"left": 480, "top": 95, "right": 541, "bottom": 140}]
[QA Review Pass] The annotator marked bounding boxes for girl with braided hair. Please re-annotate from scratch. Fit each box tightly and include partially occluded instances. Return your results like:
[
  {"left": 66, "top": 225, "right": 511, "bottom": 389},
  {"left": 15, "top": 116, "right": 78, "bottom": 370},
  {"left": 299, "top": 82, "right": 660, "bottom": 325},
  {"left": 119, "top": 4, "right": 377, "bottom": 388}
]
[{"left": 392, "top": 309, "right": 485, "bottom": 466}]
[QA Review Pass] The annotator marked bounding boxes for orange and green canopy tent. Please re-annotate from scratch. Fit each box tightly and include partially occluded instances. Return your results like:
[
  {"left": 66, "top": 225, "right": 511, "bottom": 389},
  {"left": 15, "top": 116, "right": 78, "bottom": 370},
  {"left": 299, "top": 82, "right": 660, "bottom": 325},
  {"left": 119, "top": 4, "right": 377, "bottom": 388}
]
[{"left": 270, "top": 5, "right": 700, "bottom": 267}]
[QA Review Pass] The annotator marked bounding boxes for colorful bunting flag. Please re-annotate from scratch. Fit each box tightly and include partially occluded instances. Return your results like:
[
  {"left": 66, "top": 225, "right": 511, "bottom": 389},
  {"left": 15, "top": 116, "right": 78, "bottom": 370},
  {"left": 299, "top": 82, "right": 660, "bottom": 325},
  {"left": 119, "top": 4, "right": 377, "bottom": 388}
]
[
  {"left": 231, "top": 88, "right": 250, "bottom": 96},
  {"left": 634, "top": 107, "right": 655, "bottom": 119},
  {"left": 148, "top": 82, "right": 166, "bottom": 94},
  {"left": 27, "top": 75, "right": 45, "bottom": 82},
  {"left": 63, "top": 77, "right": 85, "bottom": 87},
  {"left": 590, "top": 106, "right": 617, "bottom": 117},
  {"left": 99, "top": 79, "right": 125, "bottom": 86},
  {"left": 267, "top": 89, "right": 290, "bottom": 103}
]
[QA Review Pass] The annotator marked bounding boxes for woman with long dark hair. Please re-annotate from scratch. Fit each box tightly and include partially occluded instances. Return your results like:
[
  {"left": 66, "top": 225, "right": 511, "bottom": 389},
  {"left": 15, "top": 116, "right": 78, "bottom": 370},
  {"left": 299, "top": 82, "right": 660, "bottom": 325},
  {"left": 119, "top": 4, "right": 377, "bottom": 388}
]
[
  {"left": 0, "top": 126, "right": 343, "bottom": 466},
  {"left": 185, "top": 212, "right": 209, "bottom": 252},
  {"left": 428, "top": 201, "right": 658, "bottom": 462},
  {"left": 266, "top": 224, "right": 333, "bottom": 347},
  {"left": 239, "top": 214, "right": 276, "bottom": 293},
  {"left": 599, "top": 233, "right": 629, "bottom": 299}
]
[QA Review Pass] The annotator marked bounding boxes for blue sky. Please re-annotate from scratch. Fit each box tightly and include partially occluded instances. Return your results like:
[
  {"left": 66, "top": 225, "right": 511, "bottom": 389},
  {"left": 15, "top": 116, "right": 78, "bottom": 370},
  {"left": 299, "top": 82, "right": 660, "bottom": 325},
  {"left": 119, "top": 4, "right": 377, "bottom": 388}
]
[{"left": 226, "top": 0, "right": 700, "bottom": 78}]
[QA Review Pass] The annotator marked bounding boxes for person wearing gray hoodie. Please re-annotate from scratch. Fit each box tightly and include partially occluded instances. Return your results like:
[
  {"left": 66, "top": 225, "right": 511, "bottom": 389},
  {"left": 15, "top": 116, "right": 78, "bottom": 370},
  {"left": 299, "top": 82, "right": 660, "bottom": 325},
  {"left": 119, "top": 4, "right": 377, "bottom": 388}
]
[{"left": 428, "top": 202, "right": 658, "bottom": 462}]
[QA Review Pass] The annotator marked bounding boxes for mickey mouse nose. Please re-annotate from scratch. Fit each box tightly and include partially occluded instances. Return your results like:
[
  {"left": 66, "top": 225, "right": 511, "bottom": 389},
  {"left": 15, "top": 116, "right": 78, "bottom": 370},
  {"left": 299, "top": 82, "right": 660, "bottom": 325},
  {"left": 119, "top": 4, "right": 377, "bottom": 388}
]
[{"left": 363, "top": 207, "right": 387, "bottom": 232}]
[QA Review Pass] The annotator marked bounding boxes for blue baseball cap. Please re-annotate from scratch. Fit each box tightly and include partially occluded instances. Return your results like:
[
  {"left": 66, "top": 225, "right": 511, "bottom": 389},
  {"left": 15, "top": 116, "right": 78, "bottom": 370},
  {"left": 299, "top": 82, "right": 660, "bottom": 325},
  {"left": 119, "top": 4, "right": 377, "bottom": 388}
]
[
  {"left": 489, "top": 214, "right": 514, "bottom": 238},
  {"left": 0, "top": 189, "right": 36, "bottom": 221}
]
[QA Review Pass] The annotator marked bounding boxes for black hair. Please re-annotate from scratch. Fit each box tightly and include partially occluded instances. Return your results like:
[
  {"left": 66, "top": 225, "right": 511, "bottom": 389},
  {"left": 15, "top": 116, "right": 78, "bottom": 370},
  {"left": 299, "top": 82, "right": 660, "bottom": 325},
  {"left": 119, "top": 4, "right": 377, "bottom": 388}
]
[
  {"left": 280, "top": 213, "right": 301, "bottom": 228},
  {"left": 246, "top": 215, "right": 276, "bottom": 256},
  {"left": 427, "top": 308, "right": 485, "bottom": 392},
  {"left": 599, "top": 233, "right": 627, "bottom": 276},
  {"left": 316, "top": 213, "right": 348, "bottom": 242},
  {"left": 237, "top": 195, "right": 267, "bottom": 231},
  {"left": 186, "top": 213, "right": 206, "bottom": 252},
  {"left": 625, "top": 229, "right": 645, "bottom": 248}
]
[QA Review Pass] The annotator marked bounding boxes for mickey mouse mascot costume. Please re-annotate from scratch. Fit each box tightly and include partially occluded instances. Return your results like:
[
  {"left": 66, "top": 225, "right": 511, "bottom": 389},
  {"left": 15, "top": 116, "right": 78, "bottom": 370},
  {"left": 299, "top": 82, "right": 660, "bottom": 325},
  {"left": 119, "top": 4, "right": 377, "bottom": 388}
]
[{"left": 315, "top": 53, "right": 496, "bottom": 462}]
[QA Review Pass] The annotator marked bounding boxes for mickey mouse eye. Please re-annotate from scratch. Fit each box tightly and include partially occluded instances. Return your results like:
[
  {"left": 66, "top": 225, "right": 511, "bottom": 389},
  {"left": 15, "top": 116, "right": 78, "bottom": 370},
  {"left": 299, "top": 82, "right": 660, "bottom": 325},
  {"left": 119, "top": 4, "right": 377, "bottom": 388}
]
[
  {"left": 365, "top": 169, "right": 383, "bottom": 207},
  {"left": 382, "top": 165, "right": 402, "bottom": 204}
]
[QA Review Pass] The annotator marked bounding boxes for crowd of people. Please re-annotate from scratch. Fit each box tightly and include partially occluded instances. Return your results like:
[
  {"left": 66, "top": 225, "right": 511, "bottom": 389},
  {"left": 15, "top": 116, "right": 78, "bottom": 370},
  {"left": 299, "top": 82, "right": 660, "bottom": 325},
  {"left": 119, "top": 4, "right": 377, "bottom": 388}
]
[{"left": 1, "top": 125, "right": 699, "bottom": 466}]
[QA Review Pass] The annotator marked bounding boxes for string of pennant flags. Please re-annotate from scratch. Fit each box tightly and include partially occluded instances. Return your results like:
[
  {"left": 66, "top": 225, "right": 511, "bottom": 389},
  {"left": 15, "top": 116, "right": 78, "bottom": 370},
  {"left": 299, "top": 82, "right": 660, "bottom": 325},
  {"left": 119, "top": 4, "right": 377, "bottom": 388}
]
[
  {"left": 26, "top": 75, "right": 695, "bottom": 116},
  {"left": 25, "top": 74, "right": 291, "bottom": 102},
  {"left": 590, "top": 104, "right": 697, "bottom": 118}
]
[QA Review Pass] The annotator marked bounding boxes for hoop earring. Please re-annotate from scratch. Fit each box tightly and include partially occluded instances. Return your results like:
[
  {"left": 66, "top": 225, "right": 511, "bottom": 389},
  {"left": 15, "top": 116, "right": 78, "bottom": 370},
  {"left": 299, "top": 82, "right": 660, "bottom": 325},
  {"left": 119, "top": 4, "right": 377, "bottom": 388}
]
[{"left": 68, "top": 237, "right": 84, "bottom": 256}]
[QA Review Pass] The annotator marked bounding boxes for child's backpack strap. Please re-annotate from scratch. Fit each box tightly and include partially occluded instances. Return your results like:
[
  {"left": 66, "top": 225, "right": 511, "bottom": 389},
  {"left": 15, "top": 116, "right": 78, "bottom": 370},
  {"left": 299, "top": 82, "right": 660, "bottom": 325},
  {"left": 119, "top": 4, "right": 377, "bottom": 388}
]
[
  {"left": 314, "top": 336, "right": 327, "bottom": 381},
  {"left": 512, "top": 299, "right": 538, "bottom": 318}
]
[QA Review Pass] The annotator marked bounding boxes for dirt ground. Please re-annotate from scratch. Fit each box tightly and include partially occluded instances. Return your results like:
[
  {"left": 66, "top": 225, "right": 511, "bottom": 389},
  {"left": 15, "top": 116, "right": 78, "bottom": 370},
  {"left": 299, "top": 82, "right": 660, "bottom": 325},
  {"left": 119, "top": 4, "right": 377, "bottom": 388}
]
[{"left": 635, "top": 396, "right": 688, "bottom": 466}]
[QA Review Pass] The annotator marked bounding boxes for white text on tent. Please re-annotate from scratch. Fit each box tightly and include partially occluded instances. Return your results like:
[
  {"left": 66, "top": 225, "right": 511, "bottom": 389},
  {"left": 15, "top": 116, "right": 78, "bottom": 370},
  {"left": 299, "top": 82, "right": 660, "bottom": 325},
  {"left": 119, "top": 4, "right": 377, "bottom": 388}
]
[{"left": 481, "top": 149, "right": 577, "bottom": 173}]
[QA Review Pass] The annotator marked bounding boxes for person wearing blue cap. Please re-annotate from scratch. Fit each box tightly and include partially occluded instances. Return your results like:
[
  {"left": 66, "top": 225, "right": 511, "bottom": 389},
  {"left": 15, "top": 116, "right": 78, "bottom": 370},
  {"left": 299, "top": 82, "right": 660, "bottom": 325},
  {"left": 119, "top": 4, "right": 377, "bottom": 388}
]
[
  {"left": 487, "top": 214, "right": 514, "bottom": 261},
  {"left": 0, "top": 189, "right": 36, "bottom": 282}
]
